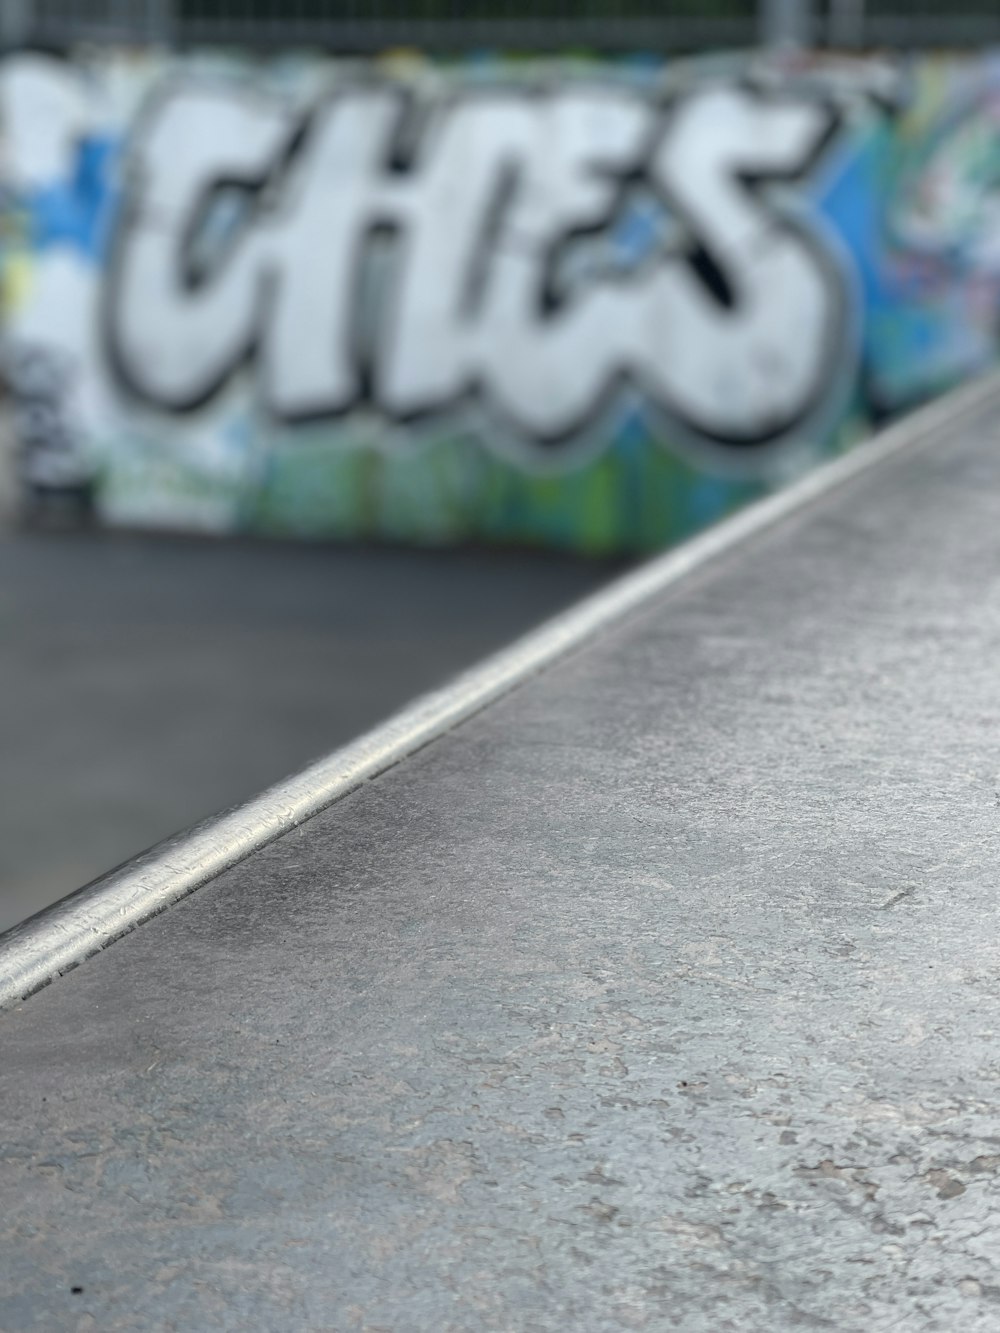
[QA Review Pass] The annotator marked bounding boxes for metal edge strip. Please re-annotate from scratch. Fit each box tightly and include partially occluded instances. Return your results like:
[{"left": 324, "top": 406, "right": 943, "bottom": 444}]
[{"left": 4, "top": 368, "right": 1000, "bottom": 1010}]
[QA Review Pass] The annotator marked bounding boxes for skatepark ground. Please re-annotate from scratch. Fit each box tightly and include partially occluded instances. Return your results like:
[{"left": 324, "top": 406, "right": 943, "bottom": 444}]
[{"left": 0, "top": 526, "right": 622, "bottom": 934}]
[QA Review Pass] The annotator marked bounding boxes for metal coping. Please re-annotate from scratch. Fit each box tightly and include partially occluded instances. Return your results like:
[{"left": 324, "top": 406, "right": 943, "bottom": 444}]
[{"left": 3, "top": 367, "right": 1000, "bottom": 1012}]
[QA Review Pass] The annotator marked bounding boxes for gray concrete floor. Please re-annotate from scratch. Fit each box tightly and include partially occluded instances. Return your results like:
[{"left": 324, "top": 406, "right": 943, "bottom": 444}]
[
  {"left": 10, "top": 401, "right": 1000, "bottom": 1331},
  {"left": 0, "top": 528, "right": 621, "bottom": 934}
]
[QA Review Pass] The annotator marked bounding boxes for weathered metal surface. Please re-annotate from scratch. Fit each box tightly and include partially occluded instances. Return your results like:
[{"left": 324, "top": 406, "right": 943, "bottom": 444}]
[{"left": 6, "top": 393, "right": 1000, "bottom": 1328}]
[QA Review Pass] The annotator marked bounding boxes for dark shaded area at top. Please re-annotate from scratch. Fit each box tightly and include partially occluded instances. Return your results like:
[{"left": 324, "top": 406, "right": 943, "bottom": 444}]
[
  {"left": 177, "top": 0, "right": 1000, "bottom": 27},
  {"left": 182, "top": 0, "right": 756, "bottom": 18}
]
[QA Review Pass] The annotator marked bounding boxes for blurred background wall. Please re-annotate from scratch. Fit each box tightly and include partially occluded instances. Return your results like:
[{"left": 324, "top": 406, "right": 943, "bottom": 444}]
[{"left": 5, "top": 6, "right": 1000, "bottom": 554}]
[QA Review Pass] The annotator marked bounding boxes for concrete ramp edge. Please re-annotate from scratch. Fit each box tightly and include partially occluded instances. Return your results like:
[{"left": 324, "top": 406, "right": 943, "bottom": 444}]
[{"left": 3, "top": 368, "right": 1000, "bottom": 1010}]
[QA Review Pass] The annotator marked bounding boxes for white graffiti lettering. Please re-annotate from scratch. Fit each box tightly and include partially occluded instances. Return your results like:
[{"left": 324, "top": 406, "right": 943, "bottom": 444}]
[{"left": 106, "top": 81, "right": 851, "bottom": 458}]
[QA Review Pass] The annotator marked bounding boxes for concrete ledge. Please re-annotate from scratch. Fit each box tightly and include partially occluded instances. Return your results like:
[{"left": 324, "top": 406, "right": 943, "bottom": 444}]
[{"left": 4, "top": 368, "right": 1000, "bottom": 1010}]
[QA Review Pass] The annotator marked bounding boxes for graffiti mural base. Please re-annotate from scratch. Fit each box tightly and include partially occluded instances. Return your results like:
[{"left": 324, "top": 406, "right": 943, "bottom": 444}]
[{"left": 1, "top": 49, "right": 998, "bottom": 553}]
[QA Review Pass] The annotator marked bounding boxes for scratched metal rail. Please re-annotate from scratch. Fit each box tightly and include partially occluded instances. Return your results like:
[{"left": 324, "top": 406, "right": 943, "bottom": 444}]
[{"left": 6, "top": 377, "right": 1000, "bottom": 1330}]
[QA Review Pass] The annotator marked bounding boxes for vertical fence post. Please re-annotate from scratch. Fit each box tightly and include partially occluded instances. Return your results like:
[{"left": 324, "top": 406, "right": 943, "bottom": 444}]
[
  {"left": 760, "top": 0, "right": 813, "bottom": 48},
  {"left": 0, "top": 0, "right": 33, "bottom": 48},
  {"left": 146, "top": 0, "right": 177, "bottom": 45},
  {"left": 829, "top": 0, "right": 865, "bottom": 46}
]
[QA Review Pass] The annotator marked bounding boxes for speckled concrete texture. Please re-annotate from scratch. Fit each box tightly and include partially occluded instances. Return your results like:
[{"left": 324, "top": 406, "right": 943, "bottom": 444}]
[{"left": 5, "top": 411, "right": 1000, "bottom": 1330}]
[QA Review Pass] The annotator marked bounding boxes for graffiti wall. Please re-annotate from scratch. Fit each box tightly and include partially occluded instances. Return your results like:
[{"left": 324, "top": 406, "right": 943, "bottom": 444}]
[{"left": 1, "top": 49, "right": 999, "bottom": 551}]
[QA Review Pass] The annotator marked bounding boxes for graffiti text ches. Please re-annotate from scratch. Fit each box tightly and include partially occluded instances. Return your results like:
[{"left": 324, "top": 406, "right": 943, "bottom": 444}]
[{"left": 106, "top": 82, "right": 849, "bottom": 458}]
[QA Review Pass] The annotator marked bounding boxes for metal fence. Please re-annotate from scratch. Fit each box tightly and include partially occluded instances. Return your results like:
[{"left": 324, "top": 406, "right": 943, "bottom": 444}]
[
  {"left": 6, "top": 0, "right": 1000, "bottom": 53},
  {"left": 16, "top": 0, "right": 758, "bottom": 52}
]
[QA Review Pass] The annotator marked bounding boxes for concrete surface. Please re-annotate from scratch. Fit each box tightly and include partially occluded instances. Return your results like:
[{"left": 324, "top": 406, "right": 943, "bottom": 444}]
[
  {"left": 0, "top": 407, "right": 18, "bottom": 525},
  {"left": 5, "top": 405, "right": 1000, "bottom": 1329},
  {"left": 0, "top": 530, "right": 619, "bottom": 933}
]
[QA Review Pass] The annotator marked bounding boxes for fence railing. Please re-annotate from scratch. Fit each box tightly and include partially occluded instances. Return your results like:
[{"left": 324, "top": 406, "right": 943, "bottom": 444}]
[{"left": 8, "top": 0, "right": 1000, "bottom": 52}]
